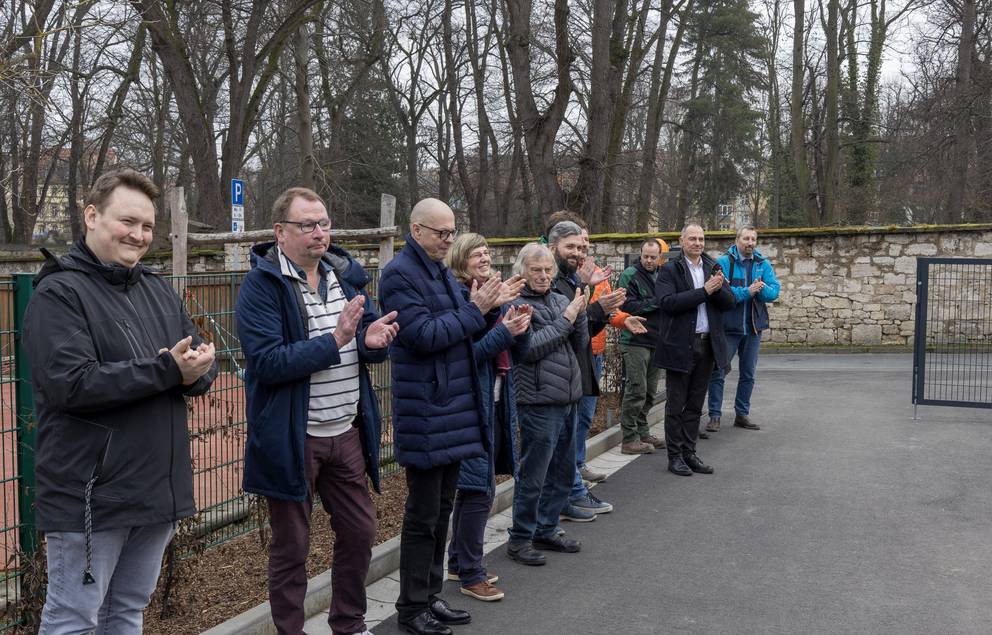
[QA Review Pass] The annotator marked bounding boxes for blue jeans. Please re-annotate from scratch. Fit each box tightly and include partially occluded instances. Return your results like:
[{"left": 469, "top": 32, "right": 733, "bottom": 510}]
[
  {"left": 509, "top": 403, "right": 577, "bottom": 544},
  {"left": 571, "top": 354, "right": 603, "bottom": 498},
  {"left": 40, "top": 522, "right": 176, "bottom": 635},
  {"left": 708, "top": 331, "right": 762, "bottom": 418}
]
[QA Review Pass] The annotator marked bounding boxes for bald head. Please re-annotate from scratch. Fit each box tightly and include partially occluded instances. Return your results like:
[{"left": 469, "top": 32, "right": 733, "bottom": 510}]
[
  {"left": 410, "top": 198, "right": 454, "bottom": 227},
  {"left": 410, "top": 198, "right": 457, "bottom": 261}
]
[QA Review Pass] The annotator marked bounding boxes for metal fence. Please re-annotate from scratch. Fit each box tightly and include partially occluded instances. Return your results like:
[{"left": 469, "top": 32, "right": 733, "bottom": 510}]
[
  {"left": 913, "top": 258, "right": 992, "bottom": 411},
  {"left": 0, "top": 264, "right": 627, "bottom": 628}
]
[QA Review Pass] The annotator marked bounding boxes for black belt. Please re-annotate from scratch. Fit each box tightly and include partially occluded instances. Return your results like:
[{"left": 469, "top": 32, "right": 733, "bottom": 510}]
[{"left": 694, "top": 332, "right": 710, "bottom": 340}]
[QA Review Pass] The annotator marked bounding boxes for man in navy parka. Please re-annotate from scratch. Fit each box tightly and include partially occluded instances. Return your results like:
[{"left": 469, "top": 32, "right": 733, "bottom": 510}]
[{"left": 379, "top": 198, "right": 512, "bottom": 635}]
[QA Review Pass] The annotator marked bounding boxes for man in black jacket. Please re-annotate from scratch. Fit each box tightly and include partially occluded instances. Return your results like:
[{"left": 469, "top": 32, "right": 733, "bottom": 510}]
[
  {"left": 548, "top": 220, "right": 623, "bottom": 519},
  {"left": 654, "top": 224, "right": 735, "bottom": 477},
  {"left": 24, "top": 169, "right": 217, "bottom": 633}
]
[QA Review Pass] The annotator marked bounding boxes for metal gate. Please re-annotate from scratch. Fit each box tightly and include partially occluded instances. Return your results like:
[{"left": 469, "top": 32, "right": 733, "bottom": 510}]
[{"left": 912, "top": 257, "right": 992, "bottom": 411}]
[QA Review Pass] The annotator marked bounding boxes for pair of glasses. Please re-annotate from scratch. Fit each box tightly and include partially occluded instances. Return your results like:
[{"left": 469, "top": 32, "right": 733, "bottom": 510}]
[
  {"left": 280, "top": 219, "right": 330, "bottom": 233},
  {"left": 416, "top": 223, "right": 457, "bottom": 241}
]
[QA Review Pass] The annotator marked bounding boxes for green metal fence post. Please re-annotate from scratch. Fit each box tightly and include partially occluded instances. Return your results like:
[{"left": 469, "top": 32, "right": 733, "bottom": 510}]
[{"left": 13, "top": 273, "right": 37, "bottom": 559}]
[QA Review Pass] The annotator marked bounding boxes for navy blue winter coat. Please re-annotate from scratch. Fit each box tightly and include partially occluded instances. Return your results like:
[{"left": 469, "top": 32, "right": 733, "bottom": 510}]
[
  {"left": 456, "top": 297, "right": 529, "bottom": 494},
  {"left": 236, "top": 242, "right": 388, "bottom": 499},
  {"left": 378, "top": 236, "right": 489, "bottom": 469}
]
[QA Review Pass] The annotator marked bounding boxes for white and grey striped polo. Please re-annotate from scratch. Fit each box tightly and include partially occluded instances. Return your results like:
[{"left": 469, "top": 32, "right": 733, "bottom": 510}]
[{"left": 278, "top": 248, "right": 359, "bottom": 438}]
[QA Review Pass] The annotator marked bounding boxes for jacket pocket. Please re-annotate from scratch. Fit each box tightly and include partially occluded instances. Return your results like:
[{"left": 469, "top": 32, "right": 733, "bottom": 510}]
[
  {"left": 431, "top": 358, "right": 450, "bottom": 404},
  {"left": 56, "top": 415, "right": 127, "bottom": 502}
]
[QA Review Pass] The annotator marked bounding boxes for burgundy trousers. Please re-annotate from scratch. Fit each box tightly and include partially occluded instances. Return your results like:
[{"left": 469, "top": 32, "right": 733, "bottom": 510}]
[{"left": 267, "top": 428, "right": 376, "bottom": 635}]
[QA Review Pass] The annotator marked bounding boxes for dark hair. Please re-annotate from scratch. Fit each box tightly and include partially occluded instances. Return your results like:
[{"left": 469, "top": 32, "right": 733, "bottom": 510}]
[
  {"left": 85, "top": 169, "right": 160, "bottom": 210},
  {"left": 272, "top": 187, "right": 325, "bottom": 225}
]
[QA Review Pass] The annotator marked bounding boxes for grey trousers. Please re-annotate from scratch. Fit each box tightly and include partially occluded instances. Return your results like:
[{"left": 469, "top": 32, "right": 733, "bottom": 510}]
[{"left": 40, "top": 522, "right": 176, "bottom": 635}]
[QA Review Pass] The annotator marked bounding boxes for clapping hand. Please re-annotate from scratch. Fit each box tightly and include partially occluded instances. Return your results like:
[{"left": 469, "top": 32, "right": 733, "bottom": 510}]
[
  {"left": 160, "top": 336, "right": 215, "bottom": 385},
  {"left": 563, "top": 288, "right": 587, "bottom": 323},
  {"left": 748, "top": 279, "right": 765, "bottom": 296},
  {"left": 498, "top": 274, "right": 526, "bottom": 305},
  {"left": 333, "top": 296, "right": 365, "bottom": 348},
  {"left": 595, "top": 287, "right": 626, "bottom": 314},
  {"left": 704, "top": 272, "right": 725, "bottom": 295},
  {"left": 365, "top": 311, "right": 400, "bottom": 349},
  {"left": 470, "top": 276, "right": 503, "bottom": 314},
  {"left": 503, "top": 305, "right": 531, "bottom": 336},
  {"left": 578, "top": 258, "right": 613, "bottom": 287},
  {"left": 624, "top": 315, "right": 648, "bottom": 334}
]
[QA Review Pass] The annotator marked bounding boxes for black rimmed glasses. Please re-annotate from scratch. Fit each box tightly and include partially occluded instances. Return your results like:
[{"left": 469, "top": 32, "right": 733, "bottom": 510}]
[
  {"left": 416, "top": 222, "right": 457, "bottom": 241},
  {"left": 280, "top": 219, "right": 331, "bottom": 233}
]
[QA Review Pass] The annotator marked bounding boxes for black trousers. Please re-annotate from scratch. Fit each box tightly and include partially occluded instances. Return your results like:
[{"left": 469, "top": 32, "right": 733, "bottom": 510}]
[
  {"left": 664, "top": 334, "right": 715, "bottom": 459},
  {"left": 396, "top": 462, "right": 460, "bottom": 621}
]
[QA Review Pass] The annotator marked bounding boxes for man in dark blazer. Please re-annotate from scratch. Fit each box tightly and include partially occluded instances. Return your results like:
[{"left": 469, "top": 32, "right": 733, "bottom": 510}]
[{"left": 653, "top": 223, "right": 735, "bottom": 477}]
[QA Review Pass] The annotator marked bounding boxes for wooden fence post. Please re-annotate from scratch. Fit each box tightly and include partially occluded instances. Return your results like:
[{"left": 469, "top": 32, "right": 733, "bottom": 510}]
[
  {"left": 379, "top": 194, "right": 396, "bottom": 269},
  {"left": 169, "top": 186, "right": 188, "bottom": 277}
]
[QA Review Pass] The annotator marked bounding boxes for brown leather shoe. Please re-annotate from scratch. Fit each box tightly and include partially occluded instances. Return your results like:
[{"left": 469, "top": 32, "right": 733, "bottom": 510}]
[
  {"left": 621, "top": 441, "right": 654, "bottom": 454},
  {"left": 640, "top": 434, "right": 666, "bottom": 449},
  {"left": 705, "top": 416, "right": 721, "bottom": 432},
  {"left": 460, "top": 581, "right": 505, "bottom": 602}
]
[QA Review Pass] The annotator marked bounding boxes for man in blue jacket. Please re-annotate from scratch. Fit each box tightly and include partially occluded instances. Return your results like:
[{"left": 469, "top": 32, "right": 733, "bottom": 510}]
[
  {"left": 236, "top": 187, "right": 399, "bottom": 635},
  {"left": 706, "top": 225, "right": 781, "bottom": 432},
  {"left": 379, "top": 198, "right": 514, "bottom": 635}
]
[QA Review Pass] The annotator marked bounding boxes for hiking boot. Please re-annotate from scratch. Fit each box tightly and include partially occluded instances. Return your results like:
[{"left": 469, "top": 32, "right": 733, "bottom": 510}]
[
  {"left": 580, "top": 465, "right": 607, "bottom": 483},
  {"left": 569, "top": 492, "right": 613, "bottom": 514},
  {"left": 559, "top": 503, "right": 597, "bottom": 523},
  {"left": 640, "top": 434, "right": 666, "bottom": 449},
  {"left": 507, "top": 542, "right": 546, "bottom": 566},
  {"left": 705, "top": 416, "right": 721, "bottom": 432},
  {"left": 621, "top": 440, "right": 654, "bottom": 454},
  {"left": 460, "top": 581, "right": 505, "bottom": 602},
  {"left": 533, "top": 534, "right": 581, "bottom": 553},
  {"left": 734, "top": 415, "right": 760, "bottom": 430}
]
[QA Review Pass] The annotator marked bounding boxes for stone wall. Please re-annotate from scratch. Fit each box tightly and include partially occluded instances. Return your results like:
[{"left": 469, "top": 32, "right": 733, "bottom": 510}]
[{"left": 5, "top": 224, "right": 991, "bottom": 347}]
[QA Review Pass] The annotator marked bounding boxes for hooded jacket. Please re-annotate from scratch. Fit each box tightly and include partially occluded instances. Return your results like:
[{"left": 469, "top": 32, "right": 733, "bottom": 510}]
[
  {"left": 236, "top": 242, "right": 388, "bottom": 499},
  {"left": 717, "top": 244, "right": 781, "bottom": 335},
  {"left": 23, "top": 239, "right": 217, "bottom": 537},
  {"left": 652, "top": 252, "right": 736, "bottom": 373},
  {"left": 617, "top": 262, "right": 662, "bottom": 349},
  {"left": 378, "top": 235, "right": 489, "bottom": 469}
]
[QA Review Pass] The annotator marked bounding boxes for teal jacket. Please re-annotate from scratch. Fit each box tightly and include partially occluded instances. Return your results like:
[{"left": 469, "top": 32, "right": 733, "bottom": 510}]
[{"left": 717, "top": 244, "right": 780, "bottom": 335}]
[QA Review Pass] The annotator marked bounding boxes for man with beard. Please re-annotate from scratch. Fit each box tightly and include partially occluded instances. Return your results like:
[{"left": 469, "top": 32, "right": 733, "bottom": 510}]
[
  {"left": 705, "top": 225, "right": 780, "bottom": 433},
  {"left": 547, "top": 220, "right": 624, "bottom": 520},
  {"left": 654, "top": 224, "right": 735, "bottom": 477}
]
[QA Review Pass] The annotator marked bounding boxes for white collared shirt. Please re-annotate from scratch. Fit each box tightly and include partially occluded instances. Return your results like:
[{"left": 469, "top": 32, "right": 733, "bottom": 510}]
[{"left": 686, "top": 258, "right": 709, "bottom": 334}]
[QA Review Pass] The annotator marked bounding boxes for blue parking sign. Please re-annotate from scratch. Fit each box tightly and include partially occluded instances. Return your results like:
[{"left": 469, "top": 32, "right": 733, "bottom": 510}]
[{"left": 231, "top": 179, "right": 244, "bottom": 206}]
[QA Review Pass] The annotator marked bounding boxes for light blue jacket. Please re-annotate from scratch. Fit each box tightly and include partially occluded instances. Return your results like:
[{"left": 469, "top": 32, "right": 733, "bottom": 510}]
[{"left": 717, "top": 244, "right": 780, "bottom": 335}]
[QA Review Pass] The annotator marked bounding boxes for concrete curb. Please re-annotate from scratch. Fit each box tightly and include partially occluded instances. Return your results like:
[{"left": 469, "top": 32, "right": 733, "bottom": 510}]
[{"left": 201, "top": 423, "right": 626, "bottom": 635}]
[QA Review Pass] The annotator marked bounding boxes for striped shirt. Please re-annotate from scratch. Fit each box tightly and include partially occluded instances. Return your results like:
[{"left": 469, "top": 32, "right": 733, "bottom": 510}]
[{"left": 278, "top": 248, "right": 359, "bottom": 437}]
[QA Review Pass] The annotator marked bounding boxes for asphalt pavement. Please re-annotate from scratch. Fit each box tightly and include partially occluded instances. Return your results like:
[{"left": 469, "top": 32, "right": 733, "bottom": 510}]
[{"left": 372, "top": 353, "right": 992, "bottom": 635}]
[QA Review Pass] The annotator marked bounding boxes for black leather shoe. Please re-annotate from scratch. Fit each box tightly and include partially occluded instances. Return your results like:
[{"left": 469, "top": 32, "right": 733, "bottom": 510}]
[
  {"left": 533, "top": 534, "right": 581, "bottom": 553},
  {"left": 507, "top": 542, "right": 547, "bottom": 566},
  {"left": 668, "top": 456, "right": 693, "bottom": 476},
  {"left": 734, "top": 415, "right": 760, "bottom": 430},
  {"left": 684, "top": 454, "right": 714, "bottom": 474},
  {"left": 698, "top": 431, "right": 710, "bottom": 439},
  {"left": 400, "top": 610, "right": 453, "bottom": 635},
  {"left": 429, "top": 597, "right": 471, "bottom": 625}
]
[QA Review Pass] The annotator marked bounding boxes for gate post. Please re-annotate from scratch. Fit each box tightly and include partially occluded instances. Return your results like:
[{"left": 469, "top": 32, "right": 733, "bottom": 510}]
[{"left": 13, "top": 273, "right": 37, "bottom": 560}]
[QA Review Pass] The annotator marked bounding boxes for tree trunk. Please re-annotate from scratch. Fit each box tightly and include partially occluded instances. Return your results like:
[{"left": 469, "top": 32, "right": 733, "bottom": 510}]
[
  {"left": 505, "top": 0, "right": 572, "bottom": 217},
  {"left": 946, "top": 0, "right": 976, "bottom": 221},
  {"left": 790, "top": 0, "right": 810, "bottom": 225},
  {"left": 821, "top": 0, "right": 840, "bottom": 223},
  {"left": 293, "top": 24, "right": 315, "bottom": 188},
  {"left": 635, "top": 0, "right": 690, "bottom": 230}
]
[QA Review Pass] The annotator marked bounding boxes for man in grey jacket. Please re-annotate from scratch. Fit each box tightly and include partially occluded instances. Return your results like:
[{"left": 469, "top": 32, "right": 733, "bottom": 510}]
[{"left": 506, "top": 243, "right": 589, "bottom": 567}]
